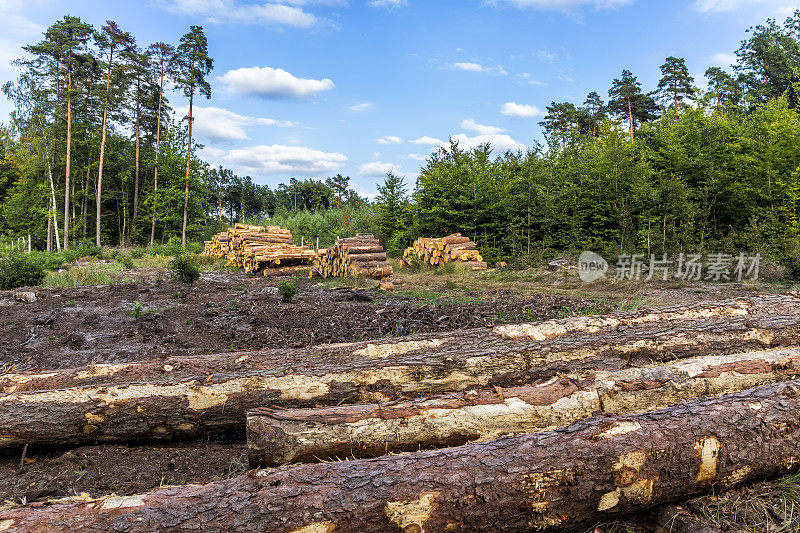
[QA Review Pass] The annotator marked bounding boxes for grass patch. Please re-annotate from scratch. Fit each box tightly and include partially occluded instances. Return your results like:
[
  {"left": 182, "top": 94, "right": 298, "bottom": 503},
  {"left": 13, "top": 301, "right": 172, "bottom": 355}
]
[
  {"left": 43, "top": 267, "right": 114, "bottom": 288},
  {"left": 133, "top": 255, "right": 173, "bottom": 268}
]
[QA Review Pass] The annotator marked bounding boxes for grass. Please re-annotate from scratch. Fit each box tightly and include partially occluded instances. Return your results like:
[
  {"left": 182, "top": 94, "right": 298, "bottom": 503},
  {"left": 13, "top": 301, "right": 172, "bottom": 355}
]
[
  {"left": 43, "top": 267, "right": 114, "bottom": 288},
  {"left": 132, "top": 255, "right": 173, "bottom": 268}
]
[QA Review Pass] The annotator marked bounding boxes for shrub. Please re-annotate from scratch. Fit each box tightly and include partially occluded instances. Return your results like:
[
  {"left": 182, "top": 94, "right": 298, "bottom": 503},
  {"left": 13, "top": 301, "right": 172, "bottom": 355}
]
[
  {"left": 0, "top": 253, "right": 48, "bottom": 289},
  {"left": 130, "top": 247, "right": 146, "bottom": 259},
  {"left": 277, "top": 278, "right": 298, "bottom": 302},
  {"left": 169, "top": 253, "right": 200, "bottom": 285},
  {"left": 117, "top": 254, "right": 134, "bottom": 269},
  {"left": 130, "top": 302, "right": 143, "bottom": 319}
]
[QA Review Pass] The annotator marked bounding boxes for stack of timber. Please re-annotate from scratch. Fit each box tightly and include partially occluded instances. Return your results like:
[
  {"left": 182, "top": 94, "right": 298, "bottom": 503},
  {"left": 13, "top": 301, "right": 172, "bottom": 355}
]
[
  {"left": 313, "top": 234, "right": 393, "bottom": 279},
  {"left": 402, "top": 233, "right": 487, "bottom": 270},
  {"left": 203, "top": 223, "right": 315, "bottom": 277},
  {"left": 6, "top": 295, "right": 800, "bottom": 532}
]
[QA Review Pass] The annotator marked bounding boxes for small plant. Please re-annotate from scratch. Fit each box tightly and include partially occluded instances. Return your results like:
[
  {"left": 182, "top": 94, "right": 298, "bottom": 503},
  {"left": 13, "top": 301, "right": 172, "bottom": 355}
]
[
  {"left": 130, "top": 302, "right": 143, "bottom": 319},
  {"left": 169, "top": 253, "right": 200, "bottom": 285},
  {"left": 277, "top": 279, "right": 298, "bottom": 302},
  {"left": 117, "top": 254, "right": 134, "bottom": 269},
  {"left": 0, "top": 252, "right": 48, "bottom": 289},
  {"left": 229, "top": 298, "right": 238, "bottom": 310},
  {"left": 172, "top": 291, "right": 182, "bottom": 299}
]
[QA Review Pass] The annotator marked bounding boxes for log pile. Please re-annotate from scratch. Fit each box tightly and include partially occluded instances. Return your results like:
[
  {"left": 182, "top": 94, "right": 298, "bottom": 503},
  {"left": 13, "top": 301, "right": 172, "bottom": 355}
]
[
  {"left": 6, "top": 294, "right": 800, "bottom": 531},
  {"left": 402, "top": 233, "right": 487, "bottom": 270},
  {"left": 313, "top": 234, "right": 393, "bottom": 279},
  {"left": 203, "top": 223, "right": 315, "bottom": 276}
]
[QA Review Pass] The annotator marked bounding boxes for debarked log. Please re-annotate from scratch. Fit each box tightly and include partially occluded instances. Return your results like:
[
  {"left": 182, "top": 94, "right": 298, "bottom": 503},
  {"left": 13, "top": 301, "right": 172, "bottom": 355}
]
[
  {"left": 4, "top": 380, "right": 800, "bottom": 533},
  {"left": 247, "top": 347, "right": 800, "bottom": 466},
  {"left": 1, "top": 297, "right": 800, "bottom": 449}
]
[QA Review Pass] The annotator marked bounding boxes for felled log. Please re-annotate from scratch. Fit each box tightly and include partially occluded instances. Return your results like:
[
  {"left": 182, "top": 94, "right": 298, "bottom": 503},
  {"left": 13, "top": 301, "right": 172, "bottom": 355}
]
[
  {"left": 5, "top": 380, "right": 800, "bottom": 533},
  {"left": 262, "top": 266, "right": 310, "bottom": 277},
  {"left": 314, "top": 235, "right": 393, "bottom": 279},
  {"left": 203, "top": 224, "right": 314, "bottom": 276},
  {"left": 1, "top": 297, "right": 799, "bottom": 449},
  {"left": 247, "top": 347, "right": 800, "bottom": 466},
  {"left": 403, "top": 233, "right": 485, "bottom": 269}
]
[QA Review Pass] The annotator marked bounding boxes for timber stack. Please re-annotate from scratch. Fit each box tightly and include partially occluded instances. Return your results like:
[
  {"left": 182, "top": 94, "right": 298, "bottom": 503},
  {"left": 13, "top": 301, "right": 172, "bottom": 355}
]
[
  {"left": 7, "top": 295, "right": 800, "bottom": 531},
  {"left": 402, "top": 233, "right": 487, "bottom": 270},
  {"left": 313, "top": 234, "right": 393, "bottom": 279},
  {"left": 203, "top": 223, "right": 315, "bottom": 276}
]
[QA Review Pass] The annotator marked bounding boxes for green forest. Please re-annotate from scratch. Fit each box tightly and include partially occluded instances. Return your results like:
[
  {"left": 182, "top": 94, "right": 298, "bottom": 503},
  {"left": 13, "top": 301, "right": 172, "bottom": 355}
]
[{"left": 3, "top": 12, "right": 800, "bottom": 270}]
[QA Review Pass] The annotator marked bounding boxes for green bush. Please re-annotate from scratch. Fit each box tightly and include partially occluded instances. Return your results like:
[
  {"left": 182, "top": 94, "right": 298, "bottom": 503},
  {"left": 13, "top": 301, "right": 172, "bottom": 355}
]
[
  {"left": 130, "top": 302, "right": 143, "bottom": 319},
  {"left": 117, "top": 254, "right": 134, "bottom": 269},
  {"left": 0, "top": 253, "right": 48, "bottom": 289},
  {"left": 169, "top": 253, "right": 200, "bottom": 285},
  {"left": 277, "top": 278, "right": 298, "bottom": 302},
  {"left": 60, "top": 240, "right": 103, "bottom": 262},
  {"left": 130, "top": 247, "right": 146, "bottom": 259}
]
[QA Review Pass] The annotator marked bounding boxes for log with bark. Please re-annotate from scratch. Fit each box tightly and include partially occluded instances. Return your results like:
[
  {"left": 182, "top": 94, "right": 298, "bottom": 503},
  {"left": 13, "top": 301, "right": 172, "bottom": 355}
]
[
  {"left": 402, "top": 233, "right": 485, "bottom": 269},
  {"left": 4, "top": 380, "right": 800, "bottom": 533},
  {"left": 1, "top": 296, "right": 799, "bottom": 449},
  {"left": 313, "top": 234, "right": 393, "bottom": 279},
  {"left": 247, "top": 347, "right": 800, "bottom": 466}
]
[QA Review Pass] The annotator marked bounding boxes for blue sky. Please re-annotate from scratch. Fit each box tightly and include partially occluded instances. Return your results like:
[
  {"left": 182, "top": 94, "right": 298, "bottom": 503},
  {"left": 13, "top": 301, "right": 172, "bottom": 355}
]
[{"left": 0, "top": 0, "right": 797, "bottom": 197}]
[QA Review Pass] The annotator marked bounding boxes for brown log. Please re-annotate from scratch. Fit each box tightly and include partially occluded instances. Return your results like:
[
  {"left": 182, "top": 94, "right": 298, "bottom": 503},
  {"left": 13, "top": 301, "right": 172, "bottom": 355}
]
[
  {"left": 247, "top": 347, "right": 800, "bottom": 466},
  {"left": 348, "top": 252, "right": 387, "bottom": 262},
  {"left": 1, "top": 297, "right": 799, "bottom": 449},
  {"left": 262, "top": 266, "right": 311, "bottom": 277},
  {"left": 5, "top": 380, "right": 800, "bottom": 532}
]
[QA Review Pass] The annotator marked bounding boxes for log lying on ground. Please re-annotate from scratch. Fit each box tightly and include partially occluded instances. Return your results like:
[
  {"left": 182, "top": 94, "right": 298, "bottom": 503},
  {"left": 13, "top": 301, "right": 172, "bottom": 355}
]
[
  {"left": 402, "top": 233, "right": 486, "bottom": 269},
  {"left": 5, "top": 380, "right": 800, "bottom": 533},
  {"left": 203, "top": 223, "right": 314, "bottom": 276},
  {"left": 1, "top": 296, "right": 800, "bottom": 449},
  {"left": 247, "top": 347, "right": 800, "bottom": 466},
  {"left": 313, "top": 234, "right": 394, "bottom": 279}
]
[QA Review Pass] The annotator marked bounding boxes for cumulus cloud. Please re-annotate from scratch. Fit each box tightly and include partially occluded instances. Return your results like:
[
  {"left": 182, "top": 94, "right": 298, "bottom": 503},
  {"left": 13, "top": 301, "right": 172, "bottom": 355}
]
[
  {"left": 377, "top": 135, "right": 403, "bottom": 145},
  {"left": 176, "top": 106, "right": 296, "bottom": 141},
  {"left": 207, "top": 144, "right": 347, "bottom": 175},
  {"left": 0, "top": 0, "right": 44, "bottom": 75},
  {"left": 693, "top": 0, "right": 800, "bottom": 13},
  {"left": 349, "top": 102, "right": 373, "bottom": 112},
  {"left": 158, "top": 0, "right": 332, "bottom": 27},
  {"left": 407, "top": 153, "right": 428, "bottom": 161},
  {"left": 501, "top": 102, "right": 544, "bottom": 118},
  {"left": 359, "top": 161, "right": 402, "bottom": 176},
  {"left": 461, "top": 118, "right": 505, "bottom": 135},
  {"left": 709, "top": 52, "right": 738, "bottom": 66},
  {"left": 486, "top": 0, "right": 634, "bottom": 11},
  {"left": 219, "top": 66, "right": 334, "bottom": 99},
  {"left": 452, "top": 62, "right": 508, "bottom": 75},
  {"left": 448, "top": 133, "right": 527, "bottom": 153},
  {"left": 410, "top": 136, "right": 446, "bottom": 146}
]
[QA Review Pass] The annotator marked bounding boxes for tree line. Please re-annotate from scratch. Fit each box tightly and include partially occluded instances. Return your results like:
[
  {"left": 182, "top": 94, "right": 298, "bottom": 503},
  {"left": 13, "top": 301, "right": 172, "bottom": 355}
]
[{"left": 368, "top": 10, "right": 800, "bottom": 274}]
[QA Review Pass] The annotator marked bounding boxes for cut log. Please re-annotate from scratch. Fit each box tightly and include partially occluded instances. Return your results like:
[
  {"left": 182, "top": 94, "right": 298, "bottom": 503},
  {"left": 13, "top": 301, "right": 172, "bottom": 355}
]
[
  {"left": 5, "top": 380, "right": 800, "bottom": 533},
  {"left": 247, "top": 347, "right": 800, "bottom": 466},
  {"left": 262, "top": 266, "right": 310, "bottom": 277},
  {"left": 1, "top": 296, "right": 799, "bottom": 449}
]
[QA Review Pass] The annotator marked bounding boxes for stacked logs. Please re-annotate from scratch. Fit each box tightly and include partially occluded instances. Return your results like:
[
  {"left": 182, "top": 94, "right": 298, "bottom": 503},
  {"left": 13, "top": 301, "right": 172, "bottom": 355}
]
[
  {"left": 402, "top": 233, "right": 487, "bottom": 270},
  {"left": 6, "top": 295, "right": 800, "bottom": 531},
  {"left": 203, "top": 224, "right": 315, "bottom": 276},
  {"left": 313, "top": 234, "right": 393, "bottom": 279}
]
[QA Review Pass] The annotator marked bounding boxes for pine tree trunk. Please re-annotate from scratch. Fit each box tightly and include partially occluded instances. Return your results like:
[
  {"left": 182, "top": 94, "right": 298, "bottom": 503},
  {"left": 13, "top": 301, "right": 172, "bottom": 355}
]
[
  {"left": 131, "top": 75, "right": 141, "bottom": 245},
  {"left": 628, "top": 96, "right": 634, "bottom": 142},
  {"left": 149, "top": 68, "right": 165, "bottom": 248},
  {"left": 181, "top": 89, "right": 194, "bottom": 247},
  {"left": 96, "top": 46, "right": 114, "bottom": 247},
  {"left": 4, "top": 380, "right": 800, "bottom": 532},
  {"left": 63, "top": 57, "right": 72, "bottom": 251}
]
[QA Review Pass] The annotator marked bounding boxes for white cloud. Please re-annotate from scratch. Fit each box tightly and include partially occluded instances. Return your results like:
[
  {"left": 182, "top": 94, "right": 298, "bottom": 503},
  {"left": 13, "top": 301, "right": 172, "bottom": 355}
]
[
  {"left": 410, "top": 136, "right": 446, "bottom": 145},
  {"left": 0, "top": 0, "right": 44, "bottom": 76},
  {"left": 159, "top": 0, "right": 326, "bottom": 27},
  {"left": 208, "top": 144, "right": 347, "bottom": 175},
  {"left": 368, "top": 0, "right": 409, "bottom": 9},
  {"left": 407, "top": 153, "right": 428, "bottom": 161},
  {"left": 349, "top": 102, "right": 373, "bottom": 112},
  {"left": 486, "top": 0, "right": 634, "bottom": 12},
  {"left": 377, "top": 135, "right": 403, "bottom": 145},
  {"left": 176, "top": 106, "right": 296, "bottom": 142},
  {"left": 448, "top": 133, "right": 527, "bottom": 153},
  {"left": 219, "top": 66, "right": 334, "bottom": 99},
  {"left": 461, "top": 118, "right": 505, "bottom": 135},
  {"left": 709, "top": 52, "right": 737, "bottom": 66},
  {"left": 501, "top": 102, "right": 544, "bottom": 118},
  {"left": 452, "top": 62, "right": 508, "bottom": 75},
  {"left": 359, "top": 161, "right": 402, "bottom": 176}
]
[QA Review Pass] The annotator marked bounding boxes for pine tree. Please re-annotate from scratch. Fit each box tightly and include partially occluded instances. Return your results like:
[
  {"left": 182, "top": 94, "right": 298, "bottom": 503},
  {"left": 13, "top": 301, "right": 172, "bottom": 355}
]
[
  {"left": 578, "top": 91, "right": 607, "bottom": 136},
  {"left": 325, "top": 174, "right": 350, "bottom": 204},
  {"left": 174, "top": 25, "right": 212, "bottom": 247},
  {"left": 607, "top": 69, "right": 659, "bottom": 141},
  {"left": 704, "top": 67, "right": 740, "bottom": 109},
  {"left": 539, "top": 102, "right": 578, "bottom": 143},
  {"left": 94, "top": 20, "right": 134, "bottom": 246},
  {"left": 656, "top": 56, "right": 697, "bottom": 110}
]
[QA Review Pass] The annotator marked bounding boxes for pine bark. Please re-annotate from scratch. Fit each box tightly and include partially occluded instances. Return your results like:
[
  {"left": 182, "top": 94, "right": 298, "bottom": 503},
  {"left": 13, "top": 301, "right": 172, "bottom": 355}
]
[
  {"left": 0, "top": 297, "right": 799, "bottom": 449},
  {"left": 3, "top": 380, "right": 800, "bottom": 532}
]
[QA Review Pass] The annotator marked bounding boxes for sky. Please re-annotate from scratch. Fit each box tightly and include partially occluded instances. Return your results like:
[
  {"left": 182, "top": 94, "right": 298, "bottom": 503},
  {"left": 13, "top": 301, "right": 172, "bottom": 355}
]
[{"left": 0, "top": 0, "right": 798, "bottom": 198}]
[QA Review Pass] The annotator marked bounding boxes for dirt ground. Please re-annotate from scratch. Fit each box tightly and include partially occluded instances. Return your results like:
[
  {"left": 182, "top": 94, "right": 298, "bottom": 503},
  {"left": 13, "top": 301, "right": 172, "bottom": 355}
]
[{"left": 0, "top": 263, "right": 795, "bottom": 530}]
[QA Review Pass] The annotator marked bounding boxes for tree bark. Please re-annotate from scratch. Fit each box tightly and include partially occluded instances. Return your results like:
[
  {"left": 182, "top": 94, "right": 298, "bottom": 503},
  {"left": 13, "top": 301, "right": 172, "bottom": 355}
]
[
  {"left": 0, "top": 297, "right": 799, "bottom": 449},
  {"left": 96, "top": 44, "right": 114, "bottom": 247},
  {"left": 247, "top": 347, "right": 800, "bottom": 466},
  {"left": 150, "top": 61, "right": 165, "bottom": 248},
  {"left": 4, "top": 380, "right": 800, "bottom": 532},
  {"left": 130, "top": 72, "right": 141, "bottom": 246},
  {"left": 63, "top": 54, "right": 72, "bottom": 250}
]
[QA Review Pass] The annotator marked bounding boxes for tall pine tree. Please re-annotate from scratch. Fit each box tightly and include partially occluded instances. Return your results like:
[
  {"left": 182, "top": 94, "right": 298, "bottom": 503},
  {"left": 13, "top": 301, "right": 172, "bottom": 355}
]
[{"left": 607, "top": 69, "right": 659, "bottom": 141}]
